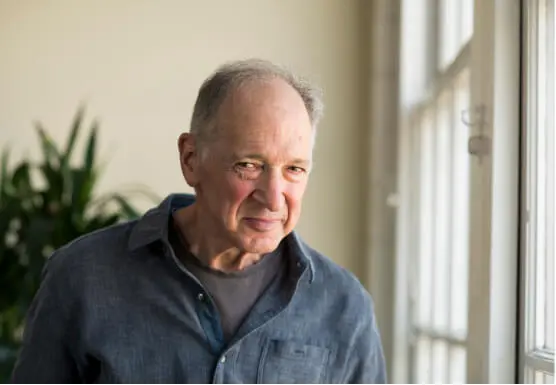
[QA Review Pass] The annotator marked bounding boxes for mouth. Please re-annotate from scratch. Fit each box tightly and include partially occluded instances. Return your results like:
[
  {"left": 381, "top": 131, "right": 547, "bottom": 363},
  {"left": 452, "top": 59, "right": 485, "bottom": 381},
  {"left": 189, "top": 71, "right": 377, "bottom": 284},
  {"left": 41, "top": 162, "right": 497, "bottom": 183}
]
[{"left": 243, "top": 217, "right": 282, "bottom": 232}]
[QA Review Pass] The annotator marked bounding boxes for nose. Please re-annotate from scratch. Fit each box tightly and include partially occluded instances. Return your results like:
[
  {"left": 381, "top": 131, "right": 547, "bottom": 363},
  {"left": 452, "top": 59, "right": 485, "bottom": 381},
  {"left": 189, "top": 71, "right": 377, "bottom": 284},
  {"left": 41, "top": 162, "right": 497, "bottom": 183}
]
[{"left": 254, "top": 167, "right": 285, "bottom": 213}]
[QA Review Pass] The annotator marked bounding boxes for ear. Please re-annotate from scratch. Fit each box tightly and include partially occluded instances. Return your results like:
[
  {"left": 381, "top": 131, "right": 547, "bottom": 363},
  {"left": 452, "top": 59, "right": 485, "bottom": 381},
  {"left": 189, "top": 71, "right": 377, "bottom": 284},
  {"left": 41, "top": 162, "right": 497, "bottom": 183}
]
[{"left": 178, "top": 132, "right": 200, "bottom": 187}]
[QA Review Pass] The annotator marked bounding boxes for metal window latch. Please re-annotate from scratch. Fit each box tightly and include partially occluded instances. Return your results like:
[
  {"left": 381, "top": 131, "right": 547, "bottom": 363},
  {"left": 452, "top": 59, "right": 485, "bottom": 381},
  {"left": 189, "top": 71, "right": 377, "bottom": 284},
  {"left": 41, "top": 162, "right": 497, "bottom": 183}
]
[
  {"left": 462, "top": 104, "right": 491, "bottom": 162},
  {"left": 468, "top": 135, "right": 492, "bottom": 158}
]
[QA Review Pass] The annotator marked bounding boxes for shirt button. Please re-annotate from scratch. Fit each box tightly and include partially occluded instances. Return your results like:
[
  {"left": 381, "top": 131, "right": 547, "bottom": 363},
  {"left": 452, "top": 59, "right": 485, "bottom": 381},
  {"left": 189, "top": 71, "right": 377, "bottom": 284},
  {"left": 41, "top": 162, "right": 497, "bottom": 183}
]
[
  {"left": 197, "top": 292, "right": 205, "bottom": 301},
  {"left": 220, "top": 355, "right": 226, "bottom": 364}
]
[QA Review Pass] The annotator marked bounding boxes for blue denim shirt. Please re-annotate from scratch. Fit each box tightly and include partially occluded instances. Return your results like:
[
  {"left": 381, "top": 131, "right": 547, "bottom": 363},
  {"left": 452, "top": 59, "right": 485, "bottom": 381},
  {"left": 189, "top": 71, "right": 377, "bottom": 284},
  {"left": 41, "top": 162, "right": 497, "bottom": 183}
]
[{"left": 12, "top": 194, "right": 386, "bottom": 383}]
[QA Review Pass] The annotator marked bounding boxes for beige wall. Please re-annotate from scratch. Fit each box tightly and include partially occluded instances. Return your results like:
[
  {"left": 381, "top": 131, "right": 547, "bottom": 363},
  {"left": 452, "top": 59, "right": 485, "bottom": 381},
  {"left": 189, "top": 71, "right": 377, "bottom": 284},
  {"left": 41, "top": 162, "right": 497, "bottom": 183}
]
[{"left": 0, "top": 0, "right": 367, "bottom": 275}]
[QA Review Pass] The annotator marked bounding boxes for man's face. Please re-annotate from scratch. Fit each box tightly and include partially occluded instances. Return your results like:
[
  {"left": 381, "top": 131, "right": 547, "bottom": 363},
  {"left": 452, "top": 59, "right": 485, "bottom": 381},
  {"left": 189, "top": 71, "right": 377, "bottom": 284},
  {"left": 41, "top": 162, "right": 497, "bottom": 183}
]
[{"left": 187, "top": 79, "right": 314, "bottom": 254}]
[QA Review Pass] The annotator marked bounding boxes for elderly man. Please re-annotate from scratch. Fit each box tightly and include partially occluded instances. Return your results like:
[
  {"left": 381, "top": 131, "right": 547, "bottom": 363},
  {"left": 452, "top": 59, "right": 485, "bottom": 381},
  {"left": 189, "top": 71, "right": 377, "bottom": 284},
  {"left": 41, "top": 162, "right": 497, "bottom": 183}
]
[{"left": 12, "top": 59, "right": 386, "bottom": 383}]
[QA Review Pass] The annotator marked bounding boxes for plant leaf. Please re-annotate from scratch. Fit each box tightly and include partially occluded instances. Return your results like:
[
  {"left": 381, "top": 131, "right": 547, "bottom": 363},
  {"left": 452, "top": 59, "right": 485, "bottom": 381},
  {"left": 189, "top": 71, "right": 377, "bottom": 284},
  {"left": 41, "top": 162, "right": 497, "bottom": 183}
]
[
  {"left": 34, "top": 123, "right": 60, "bottom": 165},
  {"left": 62, "top": 106, "right": 85, "bottom": 166},
  {"left": 84, "top": 119, "right": 98, "bottom": 173},
  {"left": 84, "top": 214, "right": 120, "bottom": 233},
  {"left": 38, "top": 163, "right": 63, "bottom": 205},
  {"left": 112, "top": 194, "right": 141, "bottom": 219},
  {"left": 11, "top": 162, "right": 32, "bottom": 198},
  {"left": 112, "top": 183, "right": 161, "bottom": 204},
  {"left": 0, "top": 149, "right": 10, "bottom": 205},
  {"left": 71, "top": 168, "right": 96, "bottom": 216},
  {"left": 90, "top": 193, "right": 141, "bottom": 220}
]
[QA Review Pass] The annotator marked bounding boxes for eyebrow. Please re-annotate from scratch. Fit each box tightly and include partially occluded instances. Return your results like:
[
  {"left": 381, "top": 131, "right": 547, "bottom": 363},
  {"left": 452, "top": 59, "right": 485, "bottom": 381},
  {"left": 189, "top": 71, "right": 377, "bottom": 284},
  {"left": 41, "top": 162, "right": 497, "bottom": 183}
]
[{"left": 233, "top": 153, "right": 312, "bottom": 167}]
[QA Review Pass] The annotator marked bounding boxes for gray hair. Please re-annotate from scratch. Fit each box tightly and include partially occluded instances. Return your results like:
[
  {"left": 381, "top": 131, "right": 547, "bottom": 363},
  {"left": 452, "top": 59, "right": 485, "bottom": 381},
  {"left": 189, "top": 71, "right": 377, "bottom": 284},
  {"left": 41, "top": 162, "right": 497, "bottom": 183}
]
[{"left": 189, "top": 59, "right": 323, "bottom": 146}]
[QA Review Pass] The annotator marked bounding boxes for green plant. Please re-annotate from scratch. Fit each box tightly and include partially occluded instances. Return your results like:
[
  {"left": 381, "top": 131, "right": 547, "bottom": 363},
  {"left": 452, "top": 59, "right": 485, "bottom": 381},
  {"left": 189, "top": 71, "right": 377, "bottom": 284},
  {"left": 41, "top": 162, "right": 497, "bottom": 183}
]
[{"left": 0, "top": 107, "right": 158, "bottom": 381}]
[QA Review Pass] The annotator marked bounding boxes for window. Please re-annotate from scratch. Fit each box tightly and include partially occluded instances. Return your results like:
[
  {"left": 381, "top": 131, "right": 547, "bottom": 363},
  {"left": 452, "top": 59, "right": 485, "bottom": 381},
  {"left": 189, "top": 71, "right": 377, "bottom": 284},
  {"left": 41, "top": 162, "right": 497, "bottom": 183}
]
[
  {"left": 397, "top": 0, "right": 473, "bottom": 383},
  {"left": 408, "top": 73, "right": 471, "bottom": 384},
  {"left": 520, "top": 0, "right": 556, "bottom": 382},
  {"left": 395, "top": 0, "right": 521, "bottom": 383}
]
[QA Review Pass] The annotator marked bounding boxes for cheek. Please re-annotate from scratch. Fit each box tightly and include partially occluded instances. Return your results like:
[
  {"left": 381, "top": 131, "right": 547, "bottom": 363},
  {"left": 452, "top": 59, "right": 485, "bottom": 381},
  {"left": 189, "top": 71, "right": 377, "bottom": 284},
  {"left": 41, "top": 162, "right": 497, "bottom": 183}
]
[
  {"left": 284, "top": 182, "right": 308, "bottom": 213},
  {"left": 222, "top": 176, "right": 256, "bottom": 210}
]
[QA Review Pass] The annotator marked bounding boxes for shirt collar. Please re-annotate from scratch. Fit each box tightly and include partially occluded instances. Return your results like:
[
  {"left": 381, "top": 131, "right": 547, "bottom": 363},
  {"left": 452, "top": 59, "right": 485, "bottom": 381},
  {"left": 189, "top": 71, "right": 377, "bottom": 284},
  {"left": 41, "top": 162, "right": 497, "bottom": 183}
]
[{"left": 128, "top": 193, "right": 315, "bottom": 282}]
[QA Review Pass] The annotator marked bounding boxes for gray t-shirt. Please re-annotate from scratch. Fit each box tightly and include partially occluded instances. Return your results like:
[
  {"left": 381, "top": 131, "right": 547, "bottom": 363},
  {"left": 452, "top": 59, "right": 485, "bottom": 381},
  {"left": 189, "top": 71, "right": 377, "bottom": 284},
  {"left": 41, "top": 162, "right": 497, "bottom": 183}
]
[{"left": 169, "top": 219, "right": 285, "bottom": 342}]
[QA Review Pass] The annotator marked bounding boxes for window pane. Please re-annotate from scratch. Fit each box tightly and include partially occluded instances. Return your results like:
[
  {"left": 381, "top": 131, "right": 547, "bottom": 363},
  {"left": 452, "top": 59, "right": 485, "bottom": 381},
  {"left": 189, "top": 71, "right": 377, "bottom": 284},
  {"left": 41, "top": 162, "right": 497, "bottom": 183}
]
[
  {"left": 533, "top": 0, "right": 555, "bottom": 351},
  {"left": 439, "top": 0, "right": 473, "bottom": 70},
  {"left": 432, "top": 340, "right": 449, "bottom": 383},
  {"left": 450, "top": 72, "right": 470, "bottom": 339},
  {"left": 535, "top": 371, "right": 555, "bottom": 384},
  {"left": 433, "top": 94, "right": 451, "bottom": 332},
  {"left": 417, "top": 112, "right": 435, "bottom": 327},
  {"left": 439, "top": 0, "right": 458, "bottom": 69},
  {"left": 461, "top": 0, "right": 474, "bottom": 44},
  {"left": 449, "top": 345, "right": 467, "bottom": 384},
  {"left": 414, "top": 336, "right": 431, "bottom": 383}
]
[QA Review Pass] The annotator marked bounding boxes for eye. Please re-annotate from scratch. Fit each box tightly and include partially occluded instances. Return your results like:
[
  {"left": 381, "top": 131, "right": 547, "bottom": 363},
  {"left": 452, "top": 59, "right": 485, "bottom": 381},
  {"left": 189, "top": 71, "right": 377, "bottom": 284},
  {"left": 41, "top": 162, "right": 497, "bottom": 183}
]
[
  {"left": 234, "top": 162, "right": 263, "bottom": 180},
  {"left": 287, "top": 166, "right": 306, "bottom": 174},
  {"left": 236, "top": 162, "right": 259, "bottom": 170}
]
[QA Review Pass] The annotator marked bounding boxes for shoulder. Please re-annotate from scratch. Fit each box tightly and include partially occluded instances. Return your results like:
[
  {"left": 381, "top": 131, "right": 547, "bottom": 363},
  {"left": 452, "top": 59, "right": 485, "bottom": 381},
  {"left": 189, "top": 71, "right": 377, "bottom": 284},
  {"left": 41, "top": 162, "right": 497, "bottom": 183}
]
[
  {"left": 298, "top": 239, "right": 375, "bottom": 314},
  {"left": 26, "top": 220, "right": 140, "bottom": 320},
  {"left": 44, "top": 220, "right": 137, "bottom": 278}
]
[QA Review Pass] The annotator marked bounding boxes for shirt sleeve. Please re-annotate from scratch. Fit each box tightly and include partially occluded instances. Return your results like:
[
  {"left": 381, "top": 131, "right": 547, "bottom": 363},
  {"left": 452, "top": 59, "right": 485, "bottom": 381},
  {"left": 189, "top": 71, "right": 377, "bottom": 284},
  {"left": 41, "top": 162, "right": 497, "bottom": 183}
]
[
  {"left": 11, "top": 255, "right": 81, "bottom": 383},
  {"left": 344, "top": 295, "right": 387, "bottom": 384}
]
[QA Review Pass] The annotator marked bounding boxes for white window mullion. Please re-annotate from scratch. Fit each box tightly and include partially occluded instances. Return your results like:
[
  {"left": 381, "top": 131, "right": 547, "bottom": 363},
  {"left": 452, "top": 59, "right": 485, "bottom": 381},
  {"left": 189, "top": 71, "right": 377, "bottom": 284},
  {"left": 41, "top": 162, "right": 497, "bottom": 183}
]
[
  {"left": 466, "top": 0, "right": 521, "bottom": 383},
  {"left": 445, "top": 87, "right": 456, "bottom": 384},
  {"left": 451, "top": 70, "right": 470, "bottom": 343},
  {"left": 407, "top": 118, "right": 423, "bottom": 383},
  {"left": 525, "top": 351, "right": 556, "bottom": 375}
]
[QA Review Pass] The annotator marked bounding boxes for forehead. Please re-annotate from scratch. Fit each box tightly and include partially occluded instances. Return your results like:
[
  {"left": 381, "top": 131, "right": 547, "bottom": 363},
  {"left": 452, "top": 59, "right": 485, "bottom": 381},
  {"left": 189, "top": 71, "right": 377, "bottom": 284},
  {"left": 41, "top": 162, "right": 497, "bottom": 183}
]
[{"left": 214, "top": 78, "right": 314, "bottom": 159}]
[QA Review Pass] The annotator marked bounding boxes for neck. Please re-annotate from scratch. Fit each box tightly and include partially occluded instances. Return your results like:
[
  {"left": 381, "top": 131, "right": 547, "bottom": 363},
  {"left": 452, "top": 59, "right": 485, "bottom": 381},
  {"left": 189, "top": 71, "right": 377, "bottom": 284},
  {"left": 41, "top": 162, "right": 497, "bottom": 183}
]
[{"left": 173, "top": 205, "right": 263, "bottom": 272}]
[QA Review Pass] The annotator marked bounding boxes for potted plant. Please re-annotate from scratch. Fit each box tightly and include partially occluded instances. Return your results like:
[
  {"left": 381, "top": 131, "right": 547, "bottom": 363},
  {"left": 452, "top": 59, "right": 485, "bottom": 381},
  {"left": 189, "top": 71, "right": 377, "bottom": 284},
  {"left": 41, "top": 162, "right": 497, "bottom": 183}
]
[{"left": 0, "top": 107, "right": 158, "bottom": 380}]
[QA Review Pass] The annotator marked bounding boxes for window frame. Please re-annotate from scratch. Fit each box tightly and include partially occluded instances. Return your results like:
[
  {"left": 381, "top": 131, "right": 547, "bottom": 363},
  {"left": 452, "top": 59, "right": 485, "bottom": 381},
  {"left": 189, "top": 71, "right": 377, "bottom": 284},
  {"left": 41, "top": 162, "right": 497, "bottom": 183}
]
[{"left": 519, "top": 0, "right": 556, "bottom": 381}]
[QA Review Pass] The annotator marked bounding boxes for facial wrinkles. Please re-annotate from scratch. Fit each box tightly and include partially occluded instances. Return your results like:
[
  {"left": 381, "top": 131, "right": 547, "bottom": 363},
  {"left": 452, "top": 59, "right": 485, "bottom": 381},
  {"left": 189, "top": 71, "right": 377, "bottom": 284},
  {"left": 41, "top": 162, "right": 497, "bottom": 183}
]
[
  {"left": 229, "top": 117, "right": 312, "bottom": 163},
  {"left": 217, "top": 80, "right": 311, "bottom": 211}
]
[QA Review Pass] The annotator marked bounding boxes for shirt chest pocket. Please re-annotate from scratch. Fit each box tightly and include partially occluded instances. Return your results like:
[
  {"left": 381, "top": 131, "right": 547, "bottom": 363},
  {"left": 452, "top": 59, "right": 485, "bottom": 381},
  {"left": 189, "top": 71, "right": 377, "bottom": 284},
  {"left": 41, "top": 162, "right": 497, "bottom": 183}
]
[{"left": 257, "top": 340, "right": 330, "bottom": 384}]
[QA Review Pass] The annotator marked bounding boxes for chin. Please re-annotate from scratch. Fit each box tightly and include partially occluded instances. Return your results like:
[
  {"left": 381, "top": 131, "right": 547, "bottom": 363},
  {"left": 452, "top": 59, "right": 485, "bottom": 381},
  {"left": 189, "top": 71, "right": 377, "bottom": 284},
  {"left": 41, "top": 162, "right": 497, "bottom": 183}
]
[{"left": 237, "top": 233, "right": 283, "bottom": 254}]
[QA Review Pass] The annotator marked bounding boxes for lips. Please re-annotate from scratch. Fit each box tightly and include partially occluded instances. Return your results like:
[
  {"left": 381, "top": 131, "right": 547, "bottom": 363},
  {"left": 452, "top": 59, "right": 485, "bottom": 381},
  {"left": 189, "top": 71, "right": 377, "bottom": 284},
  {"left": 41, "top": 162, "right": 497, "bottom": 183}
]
[{"left": 243, "top": 217, "right": 282, "bottom": 231}]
